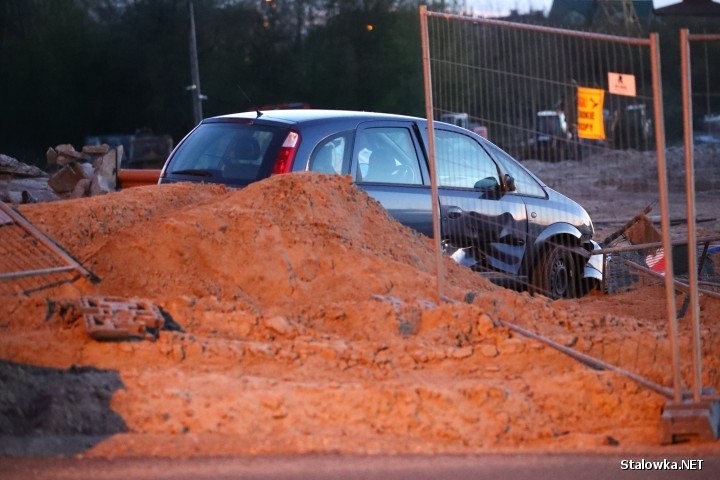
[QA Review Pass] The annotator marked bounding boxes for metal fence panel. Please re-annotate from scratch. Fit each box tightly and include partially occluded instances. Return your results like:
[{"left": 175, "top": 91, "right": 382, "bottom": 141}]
[
  {"left": 678, "top": 29, "right": 720, "bottom": 410},
  {"left": 419, "top": 8, "right": 720, "bottom": 431},
  {"left": 421, "top": 9, "right": 667, "bottom": 298},
  {"left": 0, "top": 201, "right": 94, "bottom": 294}
]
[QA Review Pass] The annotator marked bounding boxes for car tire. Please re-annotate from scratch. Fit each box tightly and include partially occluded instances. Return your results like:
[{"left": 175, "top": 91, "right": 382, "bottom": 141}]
[{"left": 531, "top": 244, "right": 578, "bottom": 299}]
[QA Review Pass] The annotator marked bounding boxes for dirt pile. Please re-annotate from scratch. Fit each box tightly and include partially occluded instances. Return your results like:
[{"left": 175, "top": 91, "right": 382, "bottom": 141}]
[
  {"left": 18, "top": 173, "right": 491, "bottom": 307},
  {"left": 1, "top": 173, "right": 719, "bottom": 457}
]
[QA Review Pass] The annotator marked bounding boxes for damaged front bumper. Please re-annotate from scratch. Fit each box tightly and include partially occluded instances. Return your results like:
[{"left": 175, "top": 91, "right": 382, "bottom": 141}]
[{"left": 583, "top": 239, "right": 605, "bottom": 284}]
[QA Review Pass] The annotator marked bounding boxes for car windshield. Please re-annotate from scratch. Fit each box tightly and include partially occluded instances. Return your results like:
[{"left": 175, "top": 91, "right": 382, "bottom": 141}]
[{"left": 167, "top": 122, "right": 284, "bottom": 184}]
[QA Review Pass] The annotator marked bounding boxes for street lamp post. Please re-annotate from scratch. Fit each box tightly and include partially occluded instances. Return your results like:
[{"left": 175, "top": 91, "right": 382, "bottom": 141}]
[{"left": 188, "top": 1, "right": 206, "bottom": 125}]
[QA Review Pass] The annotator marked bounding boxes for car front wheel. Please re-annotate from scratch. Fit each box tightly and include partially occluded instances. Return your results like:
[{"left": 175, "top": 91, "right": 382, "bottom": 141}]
[{"left": 532, "top": 245, "right": 578, "bottom": 299}]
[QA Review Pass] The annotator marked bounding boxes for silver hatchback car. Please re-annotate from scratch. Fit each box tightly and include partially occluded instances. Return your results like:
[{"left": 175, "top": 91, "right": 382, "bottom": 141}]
[{"left": 159, "top": 109, "right": 603, "bottom": 298}]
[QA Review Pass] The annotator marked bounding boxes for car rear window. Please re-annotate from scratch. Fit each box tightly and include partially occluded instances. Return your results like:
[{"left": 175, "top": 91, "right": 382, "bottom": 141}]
[{"left": 166, "top": 122, "right": 286, "bottom": 184}]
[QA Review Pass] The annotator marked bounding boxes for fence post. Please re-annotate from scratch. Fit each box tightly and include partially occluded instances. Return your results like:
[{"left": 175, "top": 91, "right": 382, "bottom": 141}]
[
  {"left": 419, "top": 5, "right": 445, "bottom": 302},
  {"left": 680, "top": 28, "right": 702, "bottom": 404},
  {"left": 649, "top": 32, "right": 682, "bottom": 404}
]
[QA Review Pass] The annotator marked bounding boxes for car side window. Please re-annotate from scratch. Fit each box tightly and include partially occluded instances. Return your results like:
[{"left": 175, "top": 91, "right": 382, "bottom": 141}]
[
  {"left": 483, "top": 142, "right": 546, "bottom": 197},
  {"left": 435, "top": 130, "right": 500, "bottom": 189},
  {"left": 308, "top": 132, "right": 351, "bottom": 175},
  {"left": 355, "top": 127, "right": 422, "bottom": 185}
]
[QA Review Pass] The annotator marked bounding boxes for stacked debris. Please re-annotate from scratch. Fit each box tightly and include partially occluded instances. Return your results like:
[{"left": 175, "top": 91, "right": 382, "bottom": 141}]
[
  {"left": 46, "top": 144, "right": 123, "bottom": 198},
  {"left": 0, "top": 154, "right": 55, "bottom": 204},
  {"left": 0, "top": 154, "right": 47, "bottom": 179}
]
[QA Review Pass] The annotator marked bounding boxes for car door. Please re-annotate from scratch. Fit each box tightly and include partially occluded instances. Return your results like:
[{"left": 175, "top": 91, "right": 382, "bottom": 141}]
[
  {"left": 432, "top": 128, "right": 529, "bottom": 275},
  {"left": 351, "top": 121, "right": 433, "bottom": 237}
]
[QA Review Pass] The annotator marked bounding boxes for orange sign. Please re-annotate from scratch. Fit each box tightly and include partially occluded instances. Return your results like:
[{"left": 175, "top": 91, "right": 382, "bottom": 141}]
[
  {"left": 608, "top": 72, "right": 636, "bottom": 97},
  {"left": 577, "top": 87, "right": 605, "bottom": 140}
]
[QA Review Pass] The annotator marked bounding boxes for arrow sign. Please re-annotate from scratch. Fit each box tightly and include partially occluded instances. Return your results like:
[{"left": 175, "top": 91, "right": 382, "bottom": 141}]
[{"left": 577, "top": 87, "right": 606, "bottom": 140}]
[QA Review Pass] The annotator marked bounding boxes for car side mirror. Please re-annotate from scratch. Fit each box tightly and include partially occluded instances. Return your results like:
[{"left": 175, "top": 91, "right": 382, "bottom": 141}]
[
  {"left": 502, "top": 173, "right": 516, "bottom": 192},
  {"left": 474, "top": 176, "right": 500, "bottom": 191}
]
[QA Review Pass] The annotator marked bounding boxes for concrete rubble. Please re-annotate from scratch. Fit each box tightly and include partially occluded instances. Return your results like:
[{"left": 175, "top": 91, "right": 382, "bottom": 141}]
[
  {"left": 0, "top": 144, "right": 125, "bottom": 205},
  {"left": 46, "top": 143, "right": 124, "bottom": 198},
  {"left": 0, "top": 154, "right": 56, "bottom": 204},
  {"left": 0, "top": 154, "right": 47, "bottom": 179}
]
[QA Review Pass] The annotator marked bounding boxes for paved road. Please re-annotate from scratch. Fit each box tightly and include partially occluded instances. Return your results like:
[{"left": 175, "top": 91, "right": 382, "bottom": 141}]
[{"left": 2, "top": 453, "right": 719, "bottom": 480}]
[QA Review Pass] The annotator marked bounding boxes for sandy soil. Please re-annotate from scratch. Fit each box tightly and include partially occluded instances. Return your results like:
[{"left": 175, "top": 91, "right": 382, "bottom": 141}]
[{"left": 1, "top": 150, "right": 719, "bottom": 457}]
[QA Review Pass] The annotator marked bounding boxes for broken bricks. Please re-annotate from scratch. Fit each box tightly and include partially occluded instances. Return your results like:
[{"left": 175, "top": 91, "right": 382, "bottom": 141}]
[
  {"left": 47, "top": 162, "right": 88, "bottom": 193},
  {"left": 46, "top": 143, "right": 123, "bottom": 198},
  {"left": 79, "top": 296, "right": 165, "bottom": 341}
]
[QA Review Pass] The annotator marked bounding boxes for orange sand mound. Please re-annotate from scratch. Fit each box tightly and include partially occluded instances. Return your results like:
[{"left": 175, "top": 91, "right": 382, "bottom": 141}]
[{"left": 1, "top": 173, "right": 718, "bottom": 457}]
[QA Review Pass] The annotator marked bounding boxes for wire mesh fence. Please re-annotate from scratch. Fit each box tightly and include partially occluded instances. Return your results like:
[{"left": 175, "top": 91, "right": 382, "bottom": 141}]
[
  {"left": 428, "top": 17, "right": 655, "bottom": 160},
  {"left": 0, "top": 202, "right": 93, "bottom": 295},
  {"left": 421, "top": 10, "right": 669, "bottom": 299},
  {"left": 419, "top": 8, "right": 720, "bottom": 414},
  {"left": 676, "top": 30, "right": 720, "bottom": 406}
]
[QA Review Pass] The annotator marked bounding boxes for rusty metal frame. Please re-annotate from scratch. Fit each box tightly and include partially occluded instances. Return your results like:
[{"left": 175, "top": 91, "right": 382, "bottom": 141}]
[
  {"left": 654, "top": 29, "right": 720, "bottom": 444},
  {"left": 681, "top": 29, "right": 720, "bottom": 404},
  {"left": 419, "top": 9, "right": 719, "bottom": 443},
  {"left": 420, "top": 5, "right": 445, "bottom": 303},
  {"left": 0, "top": 201, "right": 95, "bottom": 283},
  {"left": 594, "top": 235, "right": 720, "bottom": 301}
]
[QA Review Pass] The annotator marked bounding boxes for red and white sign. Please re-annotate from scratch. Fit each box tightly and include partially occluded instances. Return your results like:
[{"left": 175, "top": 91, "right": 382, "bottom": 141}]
[{"left": 645, "top": 248, "right": 666, "bottom": 275}]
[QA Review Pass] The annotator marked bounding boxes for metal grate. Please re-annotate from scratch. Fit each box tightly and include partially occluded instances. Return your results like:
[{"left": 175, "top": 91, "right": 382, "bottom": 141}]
[{"left": 0, "top": 201, "right": 96, "bottom": 294}]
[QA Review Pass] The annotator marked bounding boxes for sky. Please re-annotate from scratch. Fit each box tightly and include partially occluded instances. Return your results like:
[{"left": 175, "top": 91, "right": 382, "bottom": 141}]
[
  {"left": 463, "top": 0, "right": 688, "bottom": 17},
  {"left": 463, "top": 0, "right": 553, "bottom": 16}
]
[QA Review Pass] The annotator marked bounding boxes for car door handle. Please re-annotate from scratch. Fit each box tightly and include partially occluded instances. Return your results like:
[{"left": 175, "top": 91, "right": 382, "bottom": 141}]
[{"left": 446, "top": 206, "right": 463, "bottom": 219}]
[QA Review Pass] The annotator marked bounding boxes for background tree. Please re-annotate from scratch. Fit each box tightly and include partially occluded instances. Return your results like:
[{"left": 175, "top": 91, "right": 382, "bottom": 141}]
[{"left": 0, "top": 0, "right": 717, "bottom": 164}]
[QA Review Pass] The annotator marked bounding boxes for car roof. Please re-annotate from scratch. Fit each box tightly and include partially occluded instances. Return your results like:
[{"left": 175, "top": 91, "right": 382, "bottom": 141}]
[{"left": 210, "top": 109, "right": 424, "bottom": 125}]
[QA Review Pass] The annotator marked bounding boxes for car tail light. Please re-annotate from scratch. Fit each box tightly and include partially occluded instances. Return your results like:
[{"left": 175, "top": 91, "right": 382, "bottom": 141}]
[{"left": 272, "top": 131, "right": 300, "bottom": 174}]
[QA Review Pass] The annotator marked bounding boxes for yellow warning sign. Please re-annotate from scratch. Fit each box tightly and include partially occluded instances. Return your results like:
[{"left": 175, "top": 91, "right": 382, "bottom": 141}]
[{"left": 577, "top": 87, "right": 605, "bottom": 140}]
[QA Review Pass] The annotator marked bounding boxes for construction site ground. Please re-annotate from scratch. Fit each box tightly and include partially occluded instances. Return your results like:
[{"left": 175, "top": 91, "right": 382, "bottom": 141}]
[{"left": 1, "top": 145, "right": 720, "bottom": 458}]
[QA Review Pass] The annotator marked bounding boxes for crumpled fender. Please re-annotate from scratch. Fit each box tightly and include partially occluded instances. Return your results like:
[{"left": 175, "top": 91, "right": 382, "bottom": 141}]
[{"left": 532, "top": 225, "right": 603, "bottom": 282}]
